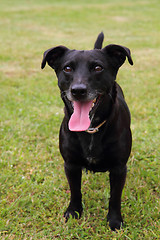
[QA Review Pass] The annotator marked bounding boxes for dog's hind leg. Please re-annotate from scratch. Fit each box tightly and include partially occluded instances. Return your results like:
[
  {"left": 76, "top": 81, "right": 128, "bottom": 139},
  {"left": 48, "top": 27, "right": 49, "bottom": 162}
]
[
  {"left": 107, "top": 166, "right": 127, "bottom": 231},
  {"left": 64, "top": 165, "right": 83, "bottom": 222}
]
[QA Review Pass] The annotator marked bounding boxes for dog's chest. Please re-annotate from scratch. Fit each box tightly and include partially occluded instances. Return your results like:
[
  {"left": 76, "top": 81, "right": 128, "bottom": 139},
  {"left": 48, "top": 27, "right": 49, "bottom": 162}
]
[{"left": 79, "top": 134, "right": 102, "bottom": 165}]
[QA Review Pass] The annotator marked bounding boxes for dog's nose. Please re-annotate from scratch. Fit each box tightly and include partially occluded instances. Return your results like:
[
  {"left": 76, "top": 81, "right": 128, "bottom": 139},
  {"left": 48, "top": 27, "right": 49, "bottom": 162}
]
[{"left": 71, "top": 84, "right": 87, "bottom": 99}]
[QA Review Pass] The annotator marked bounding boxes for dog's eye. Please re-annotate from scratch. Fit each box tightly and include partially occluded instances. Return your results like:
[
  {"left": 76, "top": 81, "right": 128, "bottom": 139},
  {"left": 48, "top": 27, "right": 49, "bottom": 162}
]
[
  {"left": 63, "top": 66, "right": 72, "bottom": 73},
  {"left": 94, "top": 65, "right": 103, "bottom": 72}
]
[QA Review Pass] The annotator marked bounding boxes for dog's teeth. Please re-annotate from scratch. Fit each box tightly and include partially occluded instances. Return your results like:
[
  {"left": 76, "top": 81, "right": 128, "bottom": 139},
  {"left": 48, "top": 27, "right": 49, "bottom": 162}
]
[
  {"left": 89, "top": 103, "right": 95, "bottom": 111},
  {"left": 93, "top": 98, "right": 96, "bottom": 103}
]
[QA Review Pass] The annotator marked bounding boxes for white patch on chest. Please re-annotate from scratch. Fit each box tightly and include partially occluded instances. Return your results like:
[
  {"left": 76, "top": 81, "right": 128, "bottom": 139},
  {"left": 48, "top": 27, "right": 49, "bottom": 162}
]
[
  {"left": 88, "top": 135, "right": 94, "bottom": 151},
  {"left": 86, "top": 135, "right": 99, "bottom": 164},
  {"left": 86, "top": 156, "right": 98, "bottom": 164}
]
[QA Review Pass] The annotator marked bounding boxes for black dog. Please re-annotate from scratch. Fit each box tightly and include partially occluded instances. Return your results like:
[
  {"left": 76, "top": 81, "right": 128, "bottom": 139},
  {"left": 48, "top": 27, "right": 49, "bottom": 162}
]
[{"left": 41, "top": 32, "right": 133, "bottom": 231}]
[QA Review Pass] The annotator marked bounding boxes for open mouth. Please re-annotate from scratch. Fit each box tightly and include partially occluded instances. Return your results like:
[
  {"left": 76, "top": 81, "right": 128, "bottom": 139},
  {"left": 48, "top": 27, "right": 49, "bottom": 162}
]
[{"left": 68, "top": 96, "right": 101, "bottom": 132}]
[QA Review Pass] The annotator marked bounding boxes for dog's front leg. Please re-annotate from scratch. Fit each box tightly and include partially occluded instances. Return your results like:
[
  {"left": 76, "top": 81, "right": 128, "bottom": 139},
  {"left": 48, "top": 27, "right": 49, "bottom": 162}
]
[
  {"left": 64, "top": 164, "right": 83, "bottom": 222},
  {"left": 107, "top": 166, "right": 127, "bottom": 231}
]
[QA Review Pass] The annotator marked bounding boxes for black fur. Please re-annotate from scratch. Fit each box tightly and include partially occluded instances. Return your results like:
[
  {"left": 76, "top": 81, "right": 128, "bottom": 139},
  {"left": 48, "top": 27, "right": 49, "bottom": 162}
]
[{"left": 41, "top": 33, "right": 133, "bottom": 231}]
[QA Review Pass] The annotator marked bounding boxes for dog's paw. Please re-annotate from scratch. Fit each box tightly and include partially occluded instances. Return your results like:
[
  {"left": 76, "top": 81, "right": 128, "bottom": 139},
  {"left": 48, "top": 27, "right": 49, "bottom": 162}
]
[
  {"left": 107, "top": 213, "right": 123, "bottom": 231},
  {"left": 64, "top": 206, "right": 83, "bottom": 222}
]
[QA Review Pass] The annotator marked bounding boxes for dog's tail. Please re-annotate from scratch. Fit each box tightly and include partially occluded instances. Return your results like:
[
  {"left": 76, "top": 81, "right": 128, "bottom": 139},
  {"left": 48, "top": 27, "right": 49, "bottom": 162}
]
[{"left": 94, "top": 32, "right": 104, "bottom": 49}]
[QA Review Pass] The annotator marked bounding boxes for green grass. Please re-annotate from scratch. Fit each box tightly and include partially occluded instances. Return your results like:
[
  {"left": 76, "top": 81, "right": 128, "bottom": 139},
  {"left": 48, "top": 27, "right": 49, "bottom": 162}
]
[{"left": 0, "top": 0, "right": 159, "bottom": 239}]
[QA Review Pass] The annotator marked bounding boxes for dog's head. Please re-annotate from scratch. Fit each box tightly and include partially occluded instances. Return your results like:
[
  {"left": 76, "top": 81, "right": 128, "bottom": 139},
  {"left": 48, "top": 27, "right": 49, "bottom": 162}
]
[{"left": 41, "top": 32, "right": 133, "bottom": 132}]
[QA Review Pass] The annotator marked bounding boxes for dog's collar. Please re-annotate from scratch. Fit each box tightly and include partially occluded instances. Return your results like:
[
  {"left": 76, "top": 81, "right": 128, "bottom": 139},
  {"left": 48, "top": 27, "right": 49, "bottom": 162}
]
[{"left": 85, "top": 120, "right": 107, "bottom": 134}]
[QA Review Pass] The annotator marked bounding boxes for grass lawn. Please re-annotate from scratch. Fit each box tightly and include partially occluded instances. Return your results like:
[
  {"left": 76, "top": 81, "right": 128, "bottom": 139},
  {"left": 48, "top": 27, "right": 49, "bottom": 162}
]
[{"left": 0, "top": 0, "right": 159, "bottom": 239}]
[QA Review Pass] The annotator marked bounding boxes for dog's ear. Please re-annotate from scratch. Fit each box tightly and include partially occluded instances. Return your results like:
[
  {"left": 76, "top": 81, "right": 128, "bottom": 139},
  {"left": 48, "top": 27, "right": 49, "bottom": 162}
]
[
  {"left": 102, "top": 44, "right": 133, "bottom": 69},
  {"left": 41, "top": 46, "right": 68, "bottom": 69}
]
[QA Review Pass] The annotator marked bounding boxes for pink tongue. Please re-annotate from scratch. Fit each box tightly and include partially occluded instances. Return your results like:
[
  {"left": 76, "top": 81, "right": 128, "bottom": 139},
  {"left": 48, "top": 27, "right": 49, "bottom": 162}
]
[{"left": 69, "top": 101, "right": 93, "bottom": 131}]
